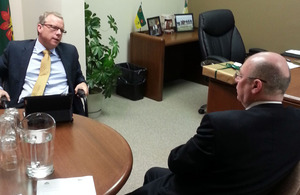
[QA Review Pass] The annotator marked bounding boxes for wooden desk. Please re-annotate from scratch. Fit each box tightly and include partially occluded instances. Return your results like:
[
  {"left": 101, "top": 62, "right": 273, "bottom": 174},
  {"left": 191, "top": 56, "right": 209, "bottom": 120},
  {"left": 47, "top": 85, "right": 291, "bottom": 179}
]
[
  {"left": 130, "top": 29, "right": 202, "bottom": 101},
  {"left": 283, "top": 67, "right": 300, "bottom": 108},
  {"left": 206, "top": 67, "right": 300, "bottom": 113},
  {"left": 0, "top": 113, "right": 133, "bottom": 195}
]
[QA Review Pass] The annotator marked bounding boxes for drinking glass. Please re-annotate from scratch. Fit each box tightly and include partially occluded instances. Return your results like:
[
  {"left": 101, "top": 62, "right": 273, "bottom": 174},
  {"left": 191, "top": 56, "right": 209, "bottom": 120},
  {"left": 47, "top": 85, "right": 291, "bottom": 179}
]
[
  {"left": 0, "top": 114, "right": 18, "bottom": 171},
  {"left": 0, "top": 134, "right": 17, "bottom": 171}
]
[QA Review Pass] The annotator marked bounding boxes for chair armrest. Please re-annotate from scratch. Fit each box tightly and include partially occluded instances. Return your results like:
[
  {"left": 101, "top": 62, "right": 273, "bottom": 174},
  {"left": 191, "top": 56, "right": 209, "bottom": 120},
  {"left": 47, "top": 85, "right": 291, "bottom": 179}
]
[
  {"left": 201, "top": 55, "right": 229, "bottom": 66},
  {"left": 0, "top": 96, "right": 8, "bottom": 109},
  {"left": 207, "top": 55, "right": 229, "bottom": 62},
  {"left": 76, "top": 89, "right": 88, "bottom": 117},
  {"left": 77, "top": 89, "right": 86, "bottom": 98},
  {"left": 248, "top": 48, "right": 267, "bottom": 56}
]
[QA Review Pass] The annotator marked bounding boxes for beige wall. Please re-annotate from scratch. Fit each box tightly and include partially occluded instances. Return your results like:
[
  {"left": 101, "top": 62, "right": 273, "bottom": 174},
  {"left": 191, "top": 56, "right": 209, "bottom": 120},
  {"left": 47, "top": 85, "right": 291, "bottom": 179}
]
[
  {"left": 9, "top": 0, "right": 300, "bottom": 70},
  {"left": 85, "top": 0, "right": 185, "bottom": 63},
  {"left": 189, "top": 0, "right": 300, "bottom": 53}
]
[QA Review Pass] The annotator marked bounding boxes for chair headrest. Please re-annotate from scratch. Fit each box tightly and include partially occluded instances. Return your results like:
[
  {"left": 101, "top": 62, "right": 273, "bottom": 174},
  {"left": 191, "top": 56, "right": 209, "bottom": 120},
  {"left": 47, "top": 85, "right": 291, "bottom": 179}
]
[{"left": 200, "top": 9, "right": 235, "bottom": 36}]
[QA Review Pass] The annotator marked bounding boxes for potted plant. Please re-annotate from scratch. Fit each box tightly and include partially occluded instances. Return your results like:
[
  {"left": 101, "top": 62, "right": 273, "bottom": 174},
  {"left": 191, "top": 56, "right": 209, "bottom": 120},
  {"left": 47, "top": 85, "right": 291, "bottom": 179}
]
[{"left": 85, "top": 2, "right": 121, "bottom": 98}]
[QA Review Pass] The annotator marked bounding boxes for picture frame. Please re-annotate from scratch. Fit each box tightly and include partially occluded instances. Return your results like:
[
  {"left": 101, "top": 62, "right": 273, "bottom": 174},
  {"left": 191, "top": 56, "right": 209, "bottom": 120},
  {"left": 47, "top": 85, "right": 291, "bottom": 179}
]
[
  {"left": 147, "top": 16, "right": 162, "bottom": 36},
  {"left": 174, "top": 13, "right": 194, "bottom": 32}
]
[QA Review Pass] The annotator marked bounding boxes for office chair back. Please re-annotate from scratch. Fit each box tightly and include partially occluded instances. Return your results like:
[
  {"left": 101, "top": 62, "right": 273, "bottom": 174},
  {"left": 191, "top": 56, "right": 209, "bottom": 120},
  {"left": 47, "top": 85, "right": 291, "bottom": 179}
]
[{"left": 198, "top": 9, "right": 246, "bottom": 63}]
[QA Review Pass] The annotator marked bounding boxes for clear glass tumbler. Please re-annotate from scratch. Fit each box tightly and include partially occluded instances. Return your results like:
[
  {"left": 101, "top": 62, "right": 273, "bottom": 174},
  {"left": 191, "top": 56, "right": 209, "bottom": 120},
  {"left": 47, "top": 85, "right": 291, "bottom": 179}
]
[{"left": 0, "top": 114, "right": 18, "bottom": 171}]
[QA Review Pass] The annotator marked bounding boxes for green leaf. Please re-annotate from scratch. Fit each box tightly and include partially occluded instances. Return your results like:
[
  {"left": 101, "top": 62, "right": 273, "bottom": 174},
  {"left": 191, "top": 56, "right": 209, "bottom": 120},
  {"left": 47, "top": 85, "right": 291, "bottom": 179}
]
[{"left": 107, "top": 15, "right": 118, "bottom": 34}]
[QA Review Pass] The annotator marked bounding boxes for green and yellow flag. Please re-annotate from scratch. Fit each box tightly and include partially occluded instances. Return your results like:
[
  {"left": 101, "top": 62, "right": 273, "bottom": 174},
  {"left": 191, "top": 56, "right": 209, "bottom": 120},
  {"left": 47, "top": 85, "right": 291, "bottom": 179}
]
[
  {"left": 183, "top": 0, "right": 189, "bottom": 14},
  {"left": 0, "top": 0, "right": 13, "bottom": 55},
  {"left": 134, "top": 4, "right": 146, "bottom": 29}
]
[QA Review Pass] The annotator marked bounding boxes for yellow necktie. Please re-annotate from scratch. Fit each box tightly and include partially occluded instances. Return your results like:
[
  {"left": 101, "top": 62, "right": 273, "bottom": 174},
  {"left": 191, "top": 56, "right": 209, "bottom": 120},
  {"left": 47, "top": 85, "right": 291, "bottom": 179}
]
[{"left": 31, "top": 50, "right": 51, "bottom": 96}]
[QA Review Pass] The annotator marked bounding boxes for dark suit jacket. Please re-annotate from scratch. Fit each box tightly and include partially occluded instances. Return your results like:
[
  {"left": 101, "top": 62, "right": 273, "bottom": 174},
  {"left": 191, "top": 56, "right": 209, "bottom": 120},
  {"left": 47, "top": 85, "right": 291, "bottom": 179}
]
[
  {"left": 0, "top": 40, "right": 86, "bottom": 115},
  {"left": 132, "top": 104, "right": 300, "bottom": 195}
]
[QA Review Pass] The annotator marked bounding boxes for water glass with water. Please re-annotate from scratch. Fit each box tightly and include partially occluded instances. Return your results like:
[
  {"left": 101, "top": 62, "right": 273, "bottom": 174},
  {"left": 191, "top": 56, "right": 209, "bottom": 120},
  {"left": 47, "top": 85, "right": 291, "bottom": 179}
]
[{"left": 20, "top": 112, "right": 56, "bottom": 178}]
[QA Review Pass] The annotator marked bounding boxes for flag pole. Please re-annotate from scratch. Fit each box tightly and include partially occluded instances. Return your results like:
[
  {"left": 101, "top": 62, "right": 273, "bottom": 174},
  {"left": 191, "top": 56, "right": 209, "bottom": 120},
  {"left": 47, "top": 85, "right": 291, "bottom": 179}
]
[{"left": 140, "top": 1, "right": 142, "bottom": 32}]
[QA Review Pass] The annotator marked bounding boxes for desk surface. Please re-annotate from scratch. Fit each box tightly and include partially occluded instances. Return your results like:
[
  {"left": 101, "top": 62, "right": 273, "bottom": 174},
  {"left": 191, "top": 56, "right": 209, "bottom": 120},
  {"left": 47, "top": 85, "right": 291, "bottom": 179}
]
[
  {"left": 163, "top": 29, "right": 198, "bottom": 46},
  {"left": 206, "top": 65, "right": 300, "bottom": 113},
  {"left": 132, "top": 28, "right": 198, "bottom": 46},
  {"left": 0, "top": 113, "right": 133, "bottom": 195}
]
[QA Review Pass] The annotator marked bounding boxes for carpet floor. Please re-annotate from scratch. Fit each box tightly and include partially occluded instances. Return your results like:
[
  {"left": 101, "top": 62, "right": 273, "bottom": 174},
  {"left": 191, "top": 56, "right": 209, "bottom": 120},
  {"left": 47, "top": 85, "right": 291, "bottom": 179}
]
[{"left": 90, "top": 79, "right": 208, "bottom": 194}]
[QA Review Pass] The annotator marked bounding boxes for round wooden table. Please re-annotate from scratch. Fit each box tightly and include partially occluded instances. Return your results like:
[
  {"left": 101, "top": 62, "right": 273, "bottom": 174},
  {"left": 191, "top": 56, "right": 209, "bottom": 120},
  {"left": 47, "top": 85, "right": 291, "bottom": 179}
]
[{"left": 0, "top": 113, "right": 133, "bottom": 195}]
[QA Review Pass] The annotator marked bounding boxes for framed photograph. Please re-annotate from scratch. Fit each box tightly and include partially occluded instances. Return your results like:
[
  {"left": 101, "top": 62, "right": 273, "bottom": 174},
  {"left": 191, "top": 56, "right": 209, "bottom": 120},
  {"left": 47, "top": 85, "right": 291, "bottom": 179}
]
[
  {"left": 147, "top": 16, "right": 162, "bottom": 36},
  {"left": 174, "top": 13, "right": 194, "bottom": 32}
]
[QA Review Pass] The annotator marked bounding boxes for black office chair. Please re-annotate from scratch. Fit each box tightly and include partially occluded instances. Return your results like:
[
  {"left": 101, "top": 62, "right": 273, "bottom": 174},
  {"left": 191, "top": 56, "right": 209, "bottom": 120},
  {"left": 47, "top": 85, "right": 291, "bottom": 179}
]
[{"left": 198, "top": 9, "right": 265, "bottom": 114}]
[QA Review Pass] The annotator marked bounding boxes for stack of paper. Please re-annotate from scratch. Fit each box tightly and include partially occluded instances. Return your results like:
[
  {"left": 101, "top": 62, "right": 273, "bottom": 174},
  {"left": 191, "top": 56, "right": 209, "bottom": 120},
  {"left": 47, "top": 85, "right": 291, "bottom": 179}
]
[
  {"left": 287, "top": 62, "right": 300, "bottom": 69},
  {"left": 37, "top": 176, "right": 96, "bottom": 195},
  {"left": 285, "top": 49, "right": 300, "bottom": 55},
  {"left": 284, "top": 50, "right": 300, "bottom": 69}
]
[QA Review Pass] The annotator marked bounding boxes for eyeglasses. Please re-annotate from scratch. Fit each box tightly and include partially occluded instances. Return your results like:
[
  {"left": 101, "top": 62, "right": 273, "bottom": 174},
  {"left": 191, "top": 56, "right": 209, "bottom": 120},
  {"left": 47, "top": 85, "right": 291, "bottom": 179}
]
[
  {"left": 235, "top": 70, "right": 267, "bottom": 83},
  {"left": 42, "top": 23, "right": 67, "bottom": 34}
]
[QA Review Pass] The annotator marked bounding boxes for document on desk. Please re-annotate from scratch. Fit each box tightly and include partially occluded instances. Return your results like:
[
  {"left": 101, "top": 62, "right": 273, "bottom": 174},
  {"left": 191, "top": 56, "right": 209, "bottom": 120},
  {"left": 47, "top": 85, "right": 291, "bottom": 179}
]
[
  {"left": 37, "top": 176, "right": 96, "bottom": 195},
  {"left": 287, "top": 62, "right": 300, "bottom": 69},
  {"left": 285, "top": 49, "right": 300, "bottom": 55}
]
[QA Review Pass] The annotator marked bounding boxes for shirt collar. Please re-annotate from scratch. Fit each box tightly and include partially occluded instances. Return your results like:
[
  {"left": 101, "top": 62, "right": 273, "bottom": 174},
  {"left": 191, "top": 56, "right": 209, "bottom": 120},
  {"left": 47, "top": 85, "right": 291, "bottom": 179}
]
[
  {"left": 35, "top": 39, "right": 57, "bottom": 56},
  {"left": 246, "top": 101, "right": 282, "bottom": 110}
]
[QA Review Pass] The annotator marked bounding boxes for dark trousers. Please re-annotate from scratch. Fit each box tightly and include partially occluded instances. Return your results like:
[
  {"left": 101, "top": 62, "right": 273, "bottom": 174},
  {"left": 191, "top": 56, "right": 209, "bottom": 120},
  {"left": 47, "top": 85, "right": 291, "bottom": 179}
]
[
  {"left": 126, "top": 167, "right": 174, "bottom": 195},
  {"left": 144, "top": 167, "right": 172, "bottom": 185}
]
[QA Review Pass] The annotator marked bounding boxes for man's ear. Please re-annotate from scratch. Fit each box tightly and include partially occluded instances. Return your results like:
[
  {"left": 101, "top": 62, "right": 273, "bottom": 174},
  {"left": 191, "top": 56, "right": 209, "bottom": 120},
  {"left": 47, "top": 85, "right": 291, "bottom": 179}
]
[
  {"left": 251, "top": 79, "right": 263, "bottom": 94},
  {"left": 37, "top": 24, "right": 43, "bottom": 34}
]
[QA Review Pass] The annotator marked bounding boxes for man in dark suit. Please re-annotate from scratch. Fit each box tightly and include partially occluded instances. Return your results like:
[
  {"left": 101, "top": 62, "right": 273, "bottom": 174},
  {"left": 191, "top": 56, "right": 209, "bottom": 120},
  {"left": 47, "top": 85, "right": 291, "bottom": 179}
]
[
  {"left": 127, "top": 52, "right": 300, "bottom": 195},
  {"left": 0, "top": 11, "right": 88, "bottom": 115}
]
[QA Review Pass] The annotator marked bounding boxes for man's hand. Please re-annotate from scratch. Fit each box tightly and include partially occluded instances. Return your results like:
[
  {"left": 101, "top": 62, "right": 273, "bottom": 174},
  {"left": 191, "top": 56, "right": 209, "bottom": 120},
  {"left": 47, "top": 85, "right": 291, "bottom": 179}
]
[
  {"left": 0, "top": 89, "right": 10, "bottom": 108},
  {"left": 0, "top": 89, "right": 10, "bottom": 102},
  {"left": 75, "top": 82, "right": 89, "bottom": 96}
]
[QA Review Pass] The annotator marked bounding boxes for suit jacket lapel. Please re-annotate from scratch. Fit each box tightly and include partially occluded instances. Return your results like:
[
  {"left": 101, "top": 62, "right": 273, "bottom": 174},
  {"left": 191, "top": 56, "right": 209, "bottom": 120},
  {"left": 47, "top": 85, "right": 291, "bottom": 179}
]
[
  {"left": 55, "top": 44, "right": 72, "bottom": 90},
  {"left": 20, "top": 40, "right": 36, "bottom": 81}
]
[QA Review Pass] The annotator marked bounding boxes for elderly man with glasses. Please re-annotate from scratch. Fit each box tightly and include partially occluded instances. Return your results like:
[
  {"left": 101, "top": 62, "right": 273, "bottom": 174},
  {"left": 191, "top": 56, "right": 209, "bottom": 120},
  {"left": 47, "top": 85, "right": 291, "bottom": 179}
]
[
  {"left": 128, "top": 52, "right": 300, "bottom": 195},
  {"left": 0, "top": 12, "right": 88, "bottom": 115}
]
